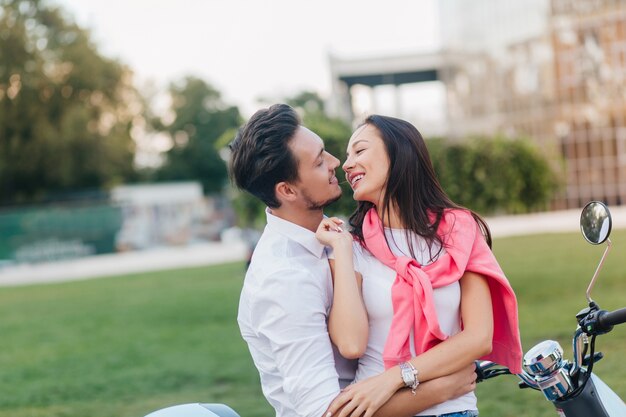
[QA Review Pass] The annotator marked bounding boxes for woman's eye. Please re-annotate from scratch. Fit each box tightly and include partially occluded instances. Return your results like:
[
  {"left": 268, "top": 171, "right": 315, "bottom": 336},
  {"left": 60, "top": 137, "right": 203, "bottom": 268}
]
[{"left": 356, "top": 149, "right": 364, "bottom": 155}]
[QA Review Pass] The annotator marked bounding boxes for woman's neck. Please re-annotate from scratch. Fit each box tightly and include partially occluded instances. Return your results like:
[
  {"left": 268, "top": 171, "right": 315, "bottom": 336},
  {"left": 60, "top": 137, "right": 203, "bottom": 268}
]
[{"left": 377, "top": 204, "right": 404, "bottom": 229}]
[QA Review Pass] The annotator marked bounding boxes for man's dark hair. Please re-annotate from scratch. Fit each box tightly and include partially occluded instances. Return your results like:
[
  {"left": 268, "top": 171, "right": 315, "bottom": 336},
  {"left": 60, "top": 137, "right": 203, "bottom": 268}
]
[{"left": 229, "top": 104, "right": 300, "bottom": 208}]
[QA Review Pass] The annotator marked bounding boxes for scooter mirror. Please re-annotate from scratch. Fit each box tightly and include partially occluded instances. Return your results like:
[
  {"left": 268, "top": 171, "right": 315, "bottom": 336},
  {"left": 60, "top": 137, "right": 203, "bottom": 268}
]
[{"left": 580, "top": 201, "right": 612, "bottom": 245}]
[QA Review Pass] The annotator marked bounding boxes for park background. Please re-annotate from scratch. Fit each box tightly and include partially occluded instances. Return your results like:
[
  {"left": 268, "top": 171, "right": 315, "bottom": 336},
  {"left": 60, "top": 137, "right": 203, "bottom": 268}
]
[{"left": 1, "top": 0, "right": 625, "bottom": 416}]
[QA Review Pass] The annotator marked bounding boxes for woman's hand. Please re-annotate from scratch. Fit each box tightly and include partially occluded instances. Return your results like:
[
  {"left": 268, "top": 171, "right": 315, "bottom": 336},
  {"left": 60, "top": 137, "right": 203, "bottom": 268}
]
[
  {"left": 316, "top": 217, "right": 352, "bottom": 249},
  {"left": 323, "top": 363, "right": 477, "bottom": 417},
  {"left": 326, "top": 369, "right": 402, "bottom": 417}
]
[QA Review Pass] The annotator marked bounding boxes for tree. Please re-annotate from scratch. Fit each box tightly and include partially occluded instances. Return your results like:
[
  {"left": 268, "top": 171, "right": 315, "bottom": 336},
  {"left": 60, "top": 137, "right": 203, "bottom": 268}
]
[
  {"left": 155, "top": 76, "right": 241, "bottom": 194},
  {"left": 0, "top": 0, "right": 141, "bottom": 205}
]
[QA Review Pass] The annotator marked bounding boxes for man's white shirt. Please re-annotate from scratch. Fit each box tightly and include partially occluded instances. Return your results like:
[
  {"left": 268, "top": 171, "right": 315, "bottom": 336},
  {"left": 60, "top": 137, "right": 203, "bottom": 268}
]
[{"left": 238, "top": 209, "right": 356, "bottom": 417}]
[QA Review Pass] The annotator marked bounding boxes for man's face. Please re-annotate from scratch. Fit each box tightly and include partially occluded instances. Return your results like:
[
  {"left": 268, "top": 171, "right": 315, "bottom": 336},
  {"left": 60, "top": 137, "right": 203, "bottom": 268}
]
[{"left": 288, "top": 126, "right": 342, "bottom": 210}]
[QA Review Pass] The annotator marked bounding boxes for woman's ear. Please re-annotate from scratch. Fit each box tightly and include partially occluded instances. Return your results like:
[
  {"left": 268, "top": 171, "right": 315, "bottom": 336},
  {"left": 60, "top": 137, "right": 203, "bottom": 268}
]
[{"left": 275, "top": 181, "right": 298, "bottom": 204}]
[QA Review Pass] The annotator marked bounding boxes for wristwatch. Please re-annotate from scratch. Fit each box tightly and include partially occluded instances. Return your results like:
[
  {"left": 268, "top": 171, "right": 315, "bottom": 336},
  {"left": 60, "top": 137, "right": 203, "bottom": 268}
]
[{"left": 399, "top": 361, "right": 419, "bottom": 394}]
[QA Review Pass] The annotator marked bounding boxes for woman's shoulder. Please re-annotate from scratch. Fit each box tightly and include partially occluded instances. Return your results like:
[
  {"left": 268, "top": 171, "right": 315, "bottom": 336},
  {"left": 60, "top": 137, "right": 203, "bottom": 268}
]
[
  {"left": 441, "top": 208, "right": 475, "bottom": 227},
  {"left": 350, "top": 239, "right": 378, "bottom": 270},
  {"left": 351, "top": 238, "right": 370, "bottom": 258},
  {"left": 439, "top": 208, "right": 478, "bottom": 241}
]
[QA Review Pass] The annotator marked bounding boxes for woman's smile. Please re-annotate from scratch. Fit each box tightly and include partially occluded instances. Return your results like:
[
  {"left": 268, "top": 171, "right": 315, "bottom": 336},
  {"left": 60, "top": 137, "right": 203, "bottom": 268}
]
[
  {"left": 348, "top": 172, "right": 365, "bottom": 189},
  {"left": 343, "top": 125, "right": 390, "bottom": 204}
]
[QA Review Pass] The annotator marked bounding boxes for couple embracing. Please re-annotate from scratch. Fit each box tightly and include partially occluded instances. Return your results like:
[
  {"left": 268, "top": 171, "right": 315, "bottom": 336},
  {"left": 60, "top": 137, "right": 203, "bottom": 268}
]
[{"left": 230, "top": 104, "right": 522, "bottom": 417}]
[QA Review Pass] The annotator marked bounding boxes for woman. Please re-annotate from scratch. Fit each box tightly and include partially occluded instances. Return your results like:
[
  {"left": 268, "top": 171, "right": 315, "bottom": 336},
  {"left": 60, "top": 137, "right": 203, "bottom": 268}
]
[{"left": 316, "top": 115, "right": 522, "bottom": 417}]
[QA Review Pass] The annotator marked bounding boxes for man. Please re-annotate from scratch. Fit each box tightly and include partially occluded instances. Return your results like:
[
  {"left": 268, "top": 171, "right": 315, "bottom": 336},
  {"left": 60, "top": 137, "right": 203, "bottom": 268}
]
[{"left": 229, "top": 104, "right": 476, "bottom": 417}]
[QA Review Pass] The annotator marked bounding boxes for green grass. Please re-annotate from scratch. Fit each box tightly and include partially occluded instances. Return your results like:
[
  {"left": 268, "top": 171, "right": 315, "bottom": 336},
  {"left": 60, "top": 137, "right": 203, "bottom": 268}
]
[
  {"left": 0, "top": 262, "right": 272, "bottom": 417},
  {"left": 0, "top": 230, "right": 624, "bottom": 417}
]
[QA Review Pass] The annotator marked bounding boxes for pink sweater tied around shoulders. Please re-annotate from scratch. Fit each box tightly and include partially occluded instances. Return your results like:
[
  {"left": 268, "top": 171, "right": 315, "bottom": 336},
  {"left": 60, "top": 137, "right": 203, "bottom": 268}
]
[{"left": 362, "top": 208, "right": 523, "bottom": 374}]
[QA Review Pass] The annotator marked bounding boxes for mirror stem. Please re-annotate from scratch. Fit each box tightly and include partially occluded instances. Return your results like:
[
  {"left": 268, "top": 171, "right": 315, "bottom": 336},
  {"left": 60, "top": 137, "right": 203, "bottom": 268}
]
[{"left": 586, "top": 238, "right": 612, "bottom": 304}]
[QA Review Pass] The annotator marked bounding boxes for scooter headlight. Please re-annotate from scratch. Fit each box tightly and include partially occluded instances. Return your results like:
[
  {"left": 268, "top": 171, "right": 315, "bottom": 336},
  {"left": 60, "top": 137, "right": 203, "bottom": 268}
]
[{"left": 523, "top": 340, "right": 564, "bottom": 377}]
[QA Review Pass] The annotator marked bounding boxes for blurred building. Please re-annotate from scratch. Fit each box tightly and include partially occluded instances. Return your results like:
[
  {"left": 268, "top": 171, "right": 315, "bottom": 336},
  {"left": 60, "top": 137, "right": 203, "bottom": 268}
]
[
  {"left": 112, "top": 182, "right": 232, "bottom": 250},
  {"left": 0, "top": 199, "right": 122, "bottom": 265},
  {"left": 329, "top": 0, "right": 626, "bottom": 209},
  {"left": 0, "top": 182, "right": 234, "bottom": 266}
]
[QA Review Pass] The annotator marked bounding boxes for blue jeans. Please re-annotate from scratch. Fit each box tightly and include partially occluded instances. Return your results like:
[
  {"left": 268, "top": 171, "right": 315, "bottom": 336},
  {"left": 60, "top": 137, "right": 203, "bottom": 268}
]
[{"left": 421, "top": 411, "right": 479, "bottom": 417}]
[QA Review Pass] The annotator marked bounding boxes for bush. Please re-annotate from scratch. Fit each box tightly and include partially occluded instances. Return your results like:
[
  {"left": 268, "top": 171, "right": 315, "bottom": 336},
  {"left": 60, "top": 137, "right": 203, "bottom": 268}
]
[{"left": 430, "top": 135, "right": 560, "bottom": 214}]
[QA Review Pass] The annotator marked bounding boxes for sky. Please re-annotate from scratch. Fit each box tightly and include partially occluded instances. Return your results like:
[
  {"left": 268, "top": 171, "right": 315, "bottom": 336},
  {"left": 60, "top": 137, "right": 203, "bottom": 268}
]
[{"left": 54, "top": 0, "right": 440, "bottom": 117}]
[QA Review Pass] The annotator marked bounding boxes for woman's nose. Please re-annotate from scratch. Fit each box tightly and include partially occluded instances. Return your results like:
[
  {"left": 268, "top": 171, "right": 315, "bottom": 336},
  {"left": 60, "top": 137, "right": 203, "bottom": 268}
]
[{"left": 342, "top": 156, "right": 353, "bottom": 171}]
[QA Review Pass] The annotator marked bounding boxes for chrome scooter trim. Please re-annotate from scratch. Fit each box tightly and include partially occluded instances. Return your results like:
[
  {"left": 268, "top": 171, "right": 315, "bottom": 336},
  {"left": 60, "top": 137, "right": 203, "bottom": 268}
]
[
  {"left": 571, "top": 327, "right": 587, "bottom": 377},
  {"left": 516, "top": 371, "right": 540, "bottom": 390},
  {"left": 586, "top": 238, "right": 611, "bottom": 304}
]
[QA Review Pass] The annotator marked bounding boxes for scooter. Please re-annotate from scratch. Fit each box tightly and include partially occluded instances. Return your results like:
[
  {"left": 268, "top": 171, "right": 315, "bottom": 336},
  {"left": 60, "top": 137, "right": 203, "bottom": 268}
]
[
  {"left": 143, "top": 403, "right": 240, "bottom": 417},
  {"left": 476, "top": 201, "right": 626, "bottom": 416}
]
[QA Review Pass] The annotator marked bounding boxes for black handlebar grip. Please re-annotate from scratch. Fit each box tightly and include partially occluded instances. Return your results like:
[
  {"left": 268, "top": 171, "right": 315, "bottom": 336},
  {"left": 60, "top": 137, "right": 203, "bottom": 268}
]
[{"left": 598, "top": 307, "right": 626, "bottom": 329}]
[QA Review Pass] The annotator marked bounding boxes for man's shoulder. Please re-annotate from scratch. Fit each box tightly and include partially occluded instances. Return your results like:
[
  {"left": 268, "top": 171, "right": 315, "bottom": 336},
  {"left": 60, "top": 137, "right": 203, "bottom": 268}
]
[
  {"left": 244, "top": 254, "right": 328, "bottom": 299},
  {"left": 254, "top": 226, "right": 317, "bottom": 256},
  {"left": 250, "top": 231, "right": 326, "bottom": 273},
  {"left": 247, "top": 249, "right": 321, "bottom": 283}
]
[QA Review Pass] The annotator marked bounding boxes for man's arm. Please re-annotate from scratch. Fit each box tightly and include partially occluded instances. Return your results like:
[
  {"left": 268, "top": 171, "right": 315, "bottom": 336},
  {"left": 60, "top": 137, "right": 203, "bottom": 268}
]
[
  {"left": 325, "top": 363, "right": 477, "bottom": 417},
  {"left": 252, "top": 268, "right": 341, "bottom": 417}
]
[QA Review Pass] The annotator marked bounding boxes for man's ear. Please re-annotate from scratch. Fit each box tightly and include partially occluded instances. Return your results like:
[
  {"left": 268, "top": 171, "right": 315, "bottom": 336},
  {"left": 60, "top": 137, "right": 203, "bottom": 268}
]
[{"left": 275, "top": 181, "right": 298, "bottom": 203}]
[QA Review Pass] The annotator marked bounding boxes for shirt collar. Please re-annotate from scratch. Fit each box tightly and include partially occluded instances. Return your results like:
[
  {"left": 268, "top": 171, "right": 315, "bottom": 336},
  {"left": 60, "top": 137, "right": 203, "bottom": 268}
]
[{"left": 265, "top": 208, "right": 327, "bottom": 259}]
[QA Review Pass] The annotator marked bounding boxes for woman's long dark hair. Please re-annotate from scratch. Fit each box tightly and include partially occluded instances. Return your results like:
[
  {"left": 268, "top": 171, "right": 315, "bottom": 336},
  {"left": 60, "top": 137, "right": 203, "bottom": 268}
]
[{"left": 348, "top": 115, "right": 491, "bottom": 261}]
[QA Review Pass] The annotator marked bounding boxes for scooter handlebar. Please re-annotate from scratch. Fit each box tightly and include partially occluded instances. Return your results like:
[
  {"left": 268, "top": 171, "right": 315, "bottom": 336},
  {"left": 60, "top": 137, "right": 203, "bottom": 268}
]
[{"left": 598, "top": 307, "right": 626, "bottom": 330}]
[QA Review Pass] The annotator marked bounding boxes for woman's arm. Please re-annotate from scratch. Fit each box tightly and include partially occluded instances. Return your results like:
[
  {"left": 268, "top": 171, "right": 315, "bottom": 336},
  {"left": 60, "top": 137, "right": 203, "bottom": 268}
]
[
  {"left": 325, "top": 271, "right": 493, "bottom": 416},
  {"left": 324, "top": 362, "right": 478, "bottom": 417},
  {"left": 316, "top": 217, "right": 369, "bottom": 359},
  {"left": 402, "top": 271, "right": 494, "bottom": 382}
]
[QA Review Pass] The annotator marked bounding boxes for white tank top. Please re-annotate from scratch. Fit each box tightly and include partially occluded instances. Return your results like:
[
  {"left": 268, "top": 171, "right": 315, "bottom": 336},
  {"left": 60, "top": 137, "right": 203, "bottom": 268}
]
[{"left": 352, "top": 228, "right": 477, "bottom": 415}]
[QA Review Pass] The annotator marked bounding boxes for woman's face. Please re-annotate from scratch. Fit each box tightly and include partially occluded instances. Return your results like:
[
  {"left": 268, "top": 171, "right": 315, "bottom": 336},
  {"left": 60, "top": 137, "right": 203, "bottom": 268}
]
[{"left": 342, "top": 124, "right": 390, "bottom": 205}]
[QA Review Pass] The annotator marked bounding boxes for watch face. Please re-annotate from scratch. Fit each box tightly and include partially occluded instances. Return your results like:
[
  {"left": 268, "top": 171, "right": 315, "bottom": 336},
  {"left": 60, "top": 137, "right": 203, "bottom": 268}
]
[{"left": 401, "top": 368, "right": 413, "bottom": 384}]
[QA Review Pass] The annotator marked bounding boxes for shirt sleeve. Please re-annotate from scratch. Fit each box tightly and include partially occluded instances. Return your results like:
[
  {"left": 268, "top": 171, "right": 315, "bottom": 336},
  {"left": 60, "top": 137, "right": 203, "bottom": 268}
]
[{"left": 251, "top": 268, "right": 340, "bottom": 417}]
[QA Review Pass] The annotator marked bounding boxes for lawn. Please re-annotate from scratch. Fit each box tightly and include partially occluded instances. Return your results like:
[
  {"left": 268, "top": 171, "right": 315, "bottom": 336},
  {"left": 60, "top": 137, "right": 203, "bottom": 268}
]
[{"left": 0, "top": 229, "right": 624, "bottom": 417}]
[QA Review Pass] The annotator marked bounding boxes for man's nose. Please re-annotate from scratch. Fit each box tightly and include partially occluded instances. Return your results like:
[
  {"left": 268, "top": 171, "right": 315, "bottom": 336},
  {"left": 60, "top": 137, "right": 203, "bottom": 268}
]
[{"left": 328, "top": 153, "right": 340, "bottom": 169}]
